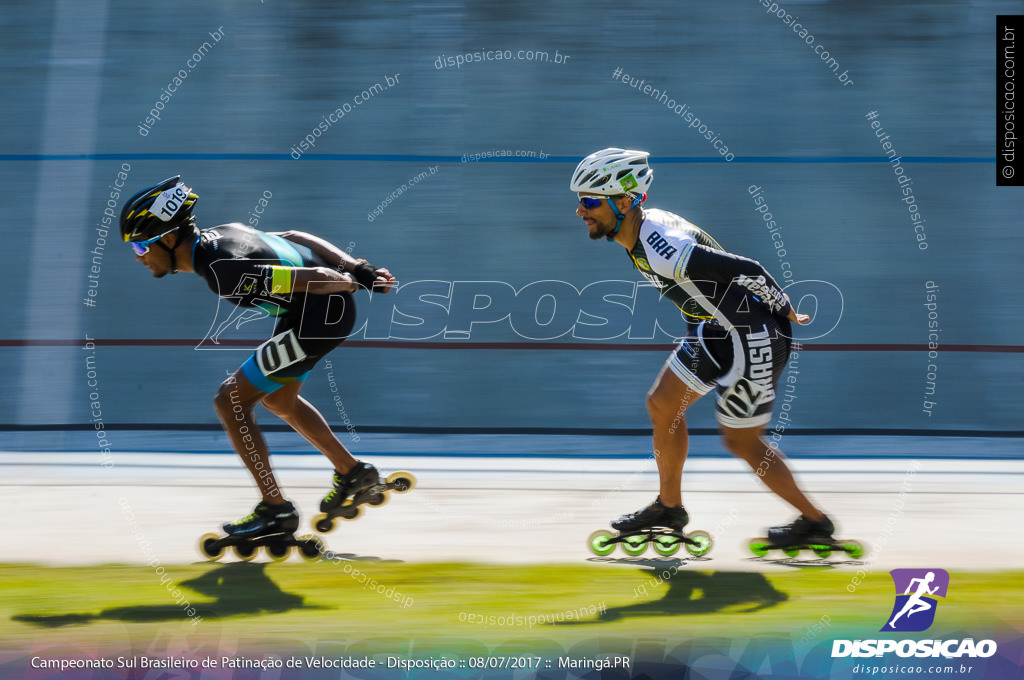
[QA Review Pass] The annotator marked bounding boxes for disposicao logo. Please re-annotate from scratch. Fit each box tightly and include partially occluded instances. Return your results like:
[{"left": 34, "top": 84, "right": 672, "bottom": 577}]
[
  {"left": 831, "top": 568, "right": 997, "bottom": 659},
  {"left": 882, "top": 568, "right": 949, "bottom": 632}
]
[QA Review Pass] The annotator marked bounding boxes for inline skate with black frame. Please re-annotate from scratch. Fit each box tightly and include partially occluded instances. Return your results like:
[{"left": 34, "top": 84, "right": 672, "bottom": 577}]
[
  {"left": 199, "top": 500, "right": 323, "bottom": 562},
  {"left": 588, "top": 498, "right": 713, "bottom": 558},
  {"left": 748, "top": 514, "right": 863, "bottom": 559},
  {"left": 312, "top": 461, "right": 416, "bottom": 533}
]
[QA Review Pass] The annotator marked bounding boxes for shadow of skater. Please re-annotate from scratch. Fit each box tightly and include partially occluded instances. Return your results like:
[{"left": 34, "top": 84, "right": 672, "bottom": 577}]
[
  {"left": 575, "top": 571, "right": 787, "bottom": 625},
  {"left": 13, "top": 563, "right": 317, "bottom": 628}
]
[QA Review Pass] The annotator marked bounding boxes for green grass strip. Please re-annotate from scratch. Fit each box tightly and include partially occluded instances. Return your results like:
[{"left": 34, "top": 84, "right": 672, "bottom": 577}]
[{"left": 3, "top": 562, "right": 1020, "bottom": 653}]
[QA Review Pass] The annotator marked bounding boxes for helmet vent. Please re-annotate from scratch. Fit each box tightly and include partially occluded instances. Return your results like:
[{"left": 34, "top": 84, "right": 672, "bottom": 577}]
[{"left": 568, "top": 148, "right": 653, "bottom": 196}]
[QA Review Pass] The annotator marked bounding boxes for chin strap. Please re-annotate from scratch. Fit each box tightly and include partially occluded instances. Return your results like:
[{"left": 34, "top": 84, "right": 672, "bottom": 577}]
[
  {"left": 155, "top": 240, "right": 178, "bottom": 273},
  {"left": 605, "top": 193, "right": 646, "bottom": 241},
  {"left": 155, "top": 225, "right": 191, "bottom": 273}
]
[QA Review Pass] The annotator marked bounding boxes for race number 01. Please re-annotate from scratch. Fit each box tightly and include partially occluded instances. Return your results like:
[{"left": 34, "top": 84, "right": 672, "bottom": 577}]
[{"left": 255, "top": 329, "right": 307, "bottom": 375}]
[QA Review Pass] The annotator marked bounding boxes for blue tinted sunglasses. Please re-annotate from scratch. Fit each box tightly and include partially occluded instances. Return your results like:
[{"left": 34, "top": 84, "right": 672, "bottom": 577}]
[
  {"left": 578, "top": 195, "right": 608, "bottom": 209},
  {"left": 129, "top": 227, "right": 177, "bottom": 256}
]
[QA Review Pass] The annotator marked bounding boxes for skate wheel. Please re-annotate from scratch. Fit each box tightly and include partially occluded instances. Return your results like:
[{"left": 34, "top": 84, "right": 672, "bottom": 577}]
[
  {"left": 233, "top": 542, "right": 258, "bottom": 562},
  {"left": 198, "top": 533, "right": 225, "bottom": 561},
  {"left": 265, "top": 542, "right": 292, "bottom": 562},
  {"left": 587, "top": 530, "right": 616, "bottom": 557},
  {"left": 651, "top": 534, "right": 681, "bottom": 556},
  {"left": 749, "top": 539, "right": 770, "bottom": 558},
  {"left": 366, "top": 492, "right": 389, "bottom": 507},
  {"left": 386, "top": 471, "right": 416, "bottom": 493},
  {"left": 339, "top": 504, "right": 363, "bottom": 521},
  {"left": 811, "top": 545, "right": 833, "bottom": 559},
  {"left": 781, "top": 546, "right": 800, "bottom": 558},
  {"left": 313, "top": 513, "right": 334, "bottom": 534},
  {"left": 296, "top": 535, "right": 323, "bottom": 561},
  {"left": 620, "top": 534, "right": 648, "bottom": 556},
  {"left": 841, "top": 540, "right": 864, "bottom": 559},
  {"left": 684, "top": 530, "right": 712, "bottom": 557}
]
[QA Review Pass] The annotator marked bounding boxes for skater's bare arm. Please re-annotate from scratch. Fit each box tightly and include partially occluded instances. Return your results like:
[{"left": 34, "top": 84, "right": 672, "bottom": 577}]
[
  {"left": 783, "top": 293, "right": 811, "bottom": 324},
  {"left": 273, "top": 230, "right": 396, "bottom": 293},
  {"left": 273, "top": 230, "right": 360, "bottom": 272}
]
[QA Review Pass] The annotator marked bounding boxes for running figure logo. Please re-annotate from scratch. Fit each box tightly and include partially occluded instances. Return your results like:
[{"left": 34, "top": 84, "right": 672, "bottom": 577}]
[{"left": 881, "top": 568, "right": 950, "bottom": 632}]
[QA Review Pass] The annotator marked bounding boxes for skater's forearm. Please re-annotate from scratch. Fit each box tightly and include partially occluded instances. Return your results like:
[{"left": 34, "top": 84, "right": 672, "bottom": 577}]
[
  {"left": 287, "top": 266, "right": 359, "bottom": 294},
  {"left": 275, "top": 230, "right": 360, "bottom": 273}
]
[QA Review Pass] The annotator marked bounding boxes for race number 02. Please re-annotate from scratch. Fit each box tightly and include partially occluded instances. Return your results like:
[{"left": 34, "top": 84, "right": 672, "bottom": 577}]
[
  {"left": 255, "top": 329, "right": 307, "bottom": 376},
  {"left": 720, "top": 377, "right": 766, "bottom": 419}
]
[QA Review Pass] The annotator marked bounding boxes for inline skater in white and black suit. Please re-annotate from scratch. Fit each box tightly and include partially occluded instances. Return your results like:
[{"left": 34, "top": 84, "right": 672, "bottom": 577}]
[
  {"left": 571, "top": 148, "right": 839, "bottom": 546},
  {"left": 120, "top": 176, "right": 396, "bottom": 543}
]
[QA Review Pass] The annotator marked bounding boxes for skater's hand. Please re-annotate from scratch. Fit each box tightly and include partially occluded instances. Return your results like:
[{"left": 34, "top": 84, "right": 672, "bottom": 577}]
[
  {"left": 787, "top": 308, "right": 810, "bottom": 324},
  {"left": 372, "top": 267, "right": 396, "bottom": 293},
  {"left": 353, "top": 259, "right": 395, "bottom": 293},
  {"left": 783, "top": 294, "right": 810, "bottom": 324}
]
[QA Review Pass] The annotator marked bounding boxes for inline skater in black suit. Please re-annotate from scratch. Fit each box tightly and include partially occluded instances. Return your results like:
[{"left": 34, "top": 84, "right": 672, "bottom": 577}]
[{"left": 121, "top": 176, "right": 396, "bottom": 550}]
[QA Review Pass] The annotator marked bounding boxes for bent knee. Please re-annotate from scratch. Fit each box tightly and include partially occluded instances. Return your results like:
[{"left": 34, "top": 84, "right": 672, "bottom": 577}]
[
  {"left": 646, "top": 387, "right": 673, "bottom": 420},
  {"left": 262, "top": 392, "right": 296, "bottom": 417},
  {"left": 720, "top": 430, "right": 761, "bottom": 450},
  {"left": 720, "top": 428, "right": 769, "bottom": 462},
  {"left": 720, "top": 429, "right": 744, "bottom": 451},
  {"left": 213, "top": 383, "right": 234, "bottom": 411},
  {"left": 647, "top": 384, "right": 694, "bottom": 424},
  {"left": 214, "top": 381, "right": 251, "bottom": 416}
]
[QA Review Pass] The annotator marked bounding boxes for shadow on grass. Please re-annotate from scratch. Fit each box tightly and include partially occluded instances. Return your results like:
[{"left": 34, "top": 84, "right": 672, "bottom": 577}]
[
  {"left": 13, "top": 562, "right": 319, "bottom": 628},
  {"left": 560, "top": 570, "right": 788, "bottom": 626},
  {"left": 747, "top": 555, "right": 866, "bottom": 569}
]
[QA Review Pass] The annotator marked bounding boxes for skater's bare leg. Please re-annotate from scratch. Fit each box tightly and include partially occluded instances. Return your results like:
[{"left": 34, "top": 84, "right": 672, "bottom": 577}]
[
  {"left": 262, "top": 381, "right": 358, "bottom": 473},
  {"left": 720, "top": 425, "right": 825, "bottom": 520},
  {"left": 213, "top": 369, "right": 284, "bottom": 503},
  {"left": 646, "top": 365, "right": 705, "bottom": 508}
]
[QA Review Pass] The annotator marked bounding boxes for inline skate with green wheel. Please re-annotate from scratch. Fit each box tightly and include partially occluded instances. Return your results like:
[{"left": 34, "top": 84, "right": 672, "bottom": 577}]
[
  {"left": 748, "top": 515, "right": 862, "bottom": 559},
  {"left": 587, "top": 498, "right": 713, "bottom": 558}
]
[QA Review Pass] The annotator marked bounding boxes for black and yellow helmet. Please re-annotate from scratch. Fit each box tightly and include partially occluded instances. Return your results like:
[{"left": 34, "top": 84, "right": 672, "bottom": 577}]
[{"left": 120, "top": 175, "right": 199, "bottom": 243}]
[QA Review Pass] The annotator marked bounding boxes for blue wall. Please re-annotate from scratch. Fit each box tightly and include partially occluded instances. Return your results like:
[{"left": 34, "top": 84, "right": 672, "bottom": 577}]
[{"left": 1, "top": 0, "right": 1020, "bottom": 444}]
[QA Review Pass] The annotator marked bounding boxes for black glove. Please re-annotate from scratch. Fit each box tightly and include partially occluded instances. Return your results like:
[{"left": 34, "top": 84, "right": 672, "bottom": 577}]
[{"left": 352, "top": 262, "right": 379, "bottom": 290}]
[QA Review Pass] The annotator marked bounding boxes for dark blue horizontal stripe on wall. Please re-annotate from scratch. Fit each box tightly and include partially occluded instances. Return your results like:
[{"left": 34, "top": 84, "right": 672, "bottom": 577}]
[
  {"left": 0, "top": 424, "right": 1021, "bottom": 438},
  {"left": 0, "top": 153, "right": 994, "bottom": 163},
  {"left": 2, "top": 339, "right": 1023, "bottom": 352}
]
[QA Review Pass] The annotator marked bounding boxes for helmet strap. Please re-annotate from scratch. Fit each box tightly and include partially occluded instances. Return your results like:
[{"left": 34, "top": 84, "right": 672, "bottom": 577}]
[
  {"left": 156, "top": 228, "right": 183, "bottom": 273},
  {"left": 604, "top": 193, "right": 646, "bottom": 242}
]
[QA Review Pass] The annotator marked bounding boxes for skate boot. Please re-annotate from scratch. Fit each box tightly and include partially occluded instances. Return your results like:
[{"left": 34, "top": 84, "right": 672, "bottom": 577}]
[
  {"left": 612, "top": 498, "right": 689, "bottom": 532},
  {"left": 223, "top": 500, "right": 299, "bottom": 536},
  {"left": 198, "top": 500, "right": 322, "bottom": 562},
  {"left": 312, "top": 461, "right": 417, "bottom": 533},
  {"left": 767, "top": 515, "right": 834, "bottom": 545},
  {"left": 588, "top": 498, "right": 712, "bottom": 558},
  {"left": 749, "top": 514, "right": 864, "bottom": 560},
  {"left": 320, "top": 461, "right": 381, "bottom": 513}
]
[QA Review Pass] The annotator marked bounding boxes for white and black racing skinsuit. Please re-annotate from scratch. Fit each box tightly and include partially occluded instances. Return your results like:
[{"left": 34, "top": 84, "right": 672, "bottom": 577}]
[{"left": 628, "top": 208, "right": 794, "bottom": 428}]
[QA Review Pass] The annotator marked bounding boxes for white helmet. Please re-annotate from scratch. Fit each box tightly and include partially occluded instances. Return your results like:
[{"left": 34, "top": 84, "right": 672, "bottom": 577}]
[{"left": 570, "top": 148, "right": 653, "bottom": 196}]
